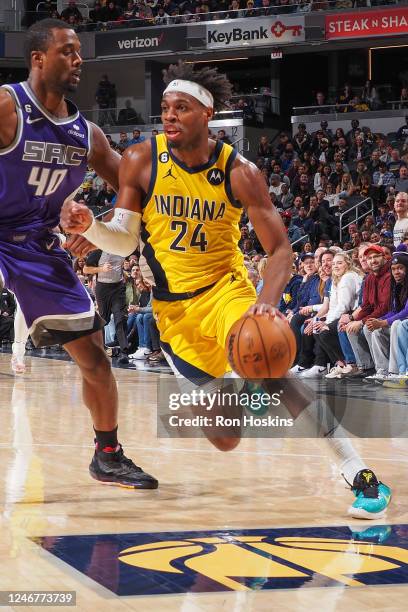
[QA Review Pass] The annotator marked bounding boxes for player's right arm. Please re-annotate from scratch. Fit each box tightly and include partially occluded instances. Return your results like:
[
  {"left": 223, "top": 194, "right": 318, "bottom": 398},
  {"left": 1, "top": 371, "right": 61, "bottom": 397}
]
[
  {"left": 61, "top": 141, "right": 152, "bottom": 257},
  {"left": 230, "top": 156, "right": 292, "bottom": 314},
  {"left": 0, "top": 88, "right": 17, "bottom": 148}
]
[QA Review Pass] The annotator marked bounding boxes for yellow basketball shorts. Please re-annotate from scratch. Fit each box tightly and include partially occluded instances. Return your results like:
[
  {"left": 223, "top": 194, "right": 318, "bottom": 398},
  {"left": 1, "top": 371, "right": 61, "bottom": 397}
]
[{"left": 154, "top": 268, "right": 257, "bottom": 380}]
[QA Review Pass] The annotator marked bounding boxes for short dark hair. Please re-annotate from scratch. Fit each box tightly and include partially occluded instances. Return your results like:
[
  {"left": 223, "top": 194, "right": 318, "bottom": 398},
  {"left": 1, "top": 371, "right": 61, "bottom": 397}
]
[
  {"left": 319, "top": 249, "right": 335, "bottom": 264},
  {"left": 24, "top": 19, "right": 72, "bottom": 69},
  {"left": 163, "top": 60, "right": 233, "bottom": 112}
]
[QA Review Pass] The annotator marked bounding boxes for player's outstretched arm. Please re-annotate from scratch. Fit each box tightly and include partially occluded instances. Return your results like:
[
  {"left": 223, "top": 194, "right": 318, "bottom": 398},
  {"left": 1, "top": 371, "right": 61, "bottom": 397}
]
[
  {"left": 61, "top": 123, "right": 125, "bottom": 236},
  {"left": 61, "top": 139, "right": 152, "bottom": 257},
  {"left": 231, "top": 157, "right": 292, "bottom": 312},
  {"left": 61, "top": 123, "right": 123, "bottom": 255}
]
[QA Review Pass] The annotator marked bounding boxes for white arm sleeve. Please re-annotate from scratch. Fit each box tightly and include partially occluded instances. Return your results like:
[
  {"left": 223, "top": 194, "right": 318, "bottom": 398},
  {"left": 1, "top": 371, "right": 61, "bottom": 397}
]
[{"left": 81, "top": 207, "right": 141, "bottom": 257}]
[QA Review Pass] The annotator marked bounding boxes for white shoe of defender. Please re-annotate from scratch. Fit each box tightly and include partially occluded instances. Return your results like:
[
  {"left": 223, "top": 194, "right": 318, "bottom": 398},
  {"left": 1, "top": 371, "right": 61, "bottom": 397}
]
[{"left": 11, "top": 355, "right": 26, "bottom": 375}]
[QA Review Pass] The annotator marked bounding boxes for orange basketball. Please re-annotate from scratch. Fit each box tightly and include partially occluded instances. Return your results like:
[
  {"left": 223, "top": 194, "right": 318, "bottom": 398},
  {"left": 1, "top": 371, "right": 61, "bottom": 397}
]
[{"left": 226, "top": 314, "right": 296, "bottom": 378}]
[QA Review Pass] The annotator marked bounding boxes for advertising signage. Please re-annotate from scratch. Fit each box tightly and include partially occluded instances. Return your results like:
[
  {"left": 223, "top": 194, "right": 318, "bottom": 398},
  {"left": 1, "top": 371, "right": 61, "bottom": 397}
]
[
  {"left": 206, "top": 16, "right": 305, "bottom": 49},
  {"left": 326, "top": 7, "right": 408, "bottom": 40},
  {"left": 95, "top": 26, "right": 187, "bottom": 57}
]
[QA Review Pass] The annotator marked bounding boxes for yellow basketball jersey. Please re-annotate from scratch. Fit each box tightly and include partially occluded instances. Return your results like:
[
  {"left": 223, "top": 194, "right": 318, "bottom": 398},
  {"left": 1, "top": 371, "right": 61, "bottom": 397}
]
[{"left": 142, "top": 134, "right": 244, "bottom": 299}]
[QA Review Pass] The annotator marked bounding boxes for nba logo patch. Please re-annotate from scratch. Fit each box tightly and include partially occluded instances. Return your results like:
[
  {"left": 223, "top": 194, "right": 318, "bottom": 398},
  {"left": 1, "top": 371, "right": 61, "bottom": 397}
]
[
  {"left": 159, "top": 152, "right": 169, "bottom": 163},
  {"left": 207, "top": 168, "right": 224, "bottom": 185}
]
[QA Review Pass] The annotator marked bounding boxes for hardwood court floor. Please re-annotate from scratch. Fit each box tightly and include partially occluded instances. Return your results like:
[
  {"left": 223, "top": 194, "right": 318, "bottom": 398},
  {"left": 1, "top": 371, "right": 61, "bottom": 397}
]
[{"left": 0, "top": 353, "right": 407, "bottom": 611}]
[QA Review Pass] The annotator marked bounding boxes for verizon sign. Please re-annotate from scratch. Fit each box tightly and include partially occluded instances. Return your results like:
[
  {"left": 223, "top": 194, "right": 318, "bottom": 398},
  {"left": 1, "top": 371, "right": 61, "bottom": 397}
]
[
  {"left": 326, "top": 7, "right": 408, "bottom": 40},
  {"left": 95, "top": 26, "right": 187, "bottom": 56},
  {"left": 206, "top": 16, "right": 305, "bottom": 49}
]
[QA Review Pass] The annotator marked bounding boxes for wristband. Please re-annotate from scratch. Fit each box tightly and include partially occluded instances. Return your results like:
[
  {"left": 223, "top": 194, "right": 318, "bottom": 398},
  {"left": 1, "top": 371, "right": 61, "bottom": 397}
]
[{"left": 82, "top": 207, "right": 141, "bottom": 257}]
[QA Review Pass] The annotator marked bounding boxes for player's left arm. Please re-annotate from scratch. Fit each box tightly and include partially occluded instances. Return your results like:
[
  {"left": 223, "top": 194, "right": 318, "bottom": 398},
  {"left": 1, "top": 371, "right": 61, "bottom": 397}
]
[{"left": 230, "top": 157, "right": 292, "bottom": 314}]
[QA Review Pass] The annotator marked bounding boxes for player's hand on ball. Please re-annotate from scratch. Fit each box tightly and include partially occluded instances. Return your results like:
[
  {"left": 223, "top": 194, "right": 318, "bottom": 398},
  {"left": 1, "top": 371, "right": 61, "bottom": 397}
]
[
  {"left": 226, "top": 309, "right": 296, "bottom": 378},
  {"left": 246, "top": 303, "right": 287, "bottom": 321},
  {"left": 65, "top": 234, "right": 97, "bottom": 257},
  {"left": 61, "top": 200, "right": 93, "bottom": 234}
]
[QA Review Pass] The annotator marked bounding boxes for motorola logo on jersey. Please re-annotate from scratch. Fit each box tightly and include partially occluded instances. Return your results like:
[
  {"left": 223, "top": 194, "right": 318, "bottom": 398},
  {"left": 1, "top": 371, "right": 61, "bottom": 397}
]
[
  {"left": 207, "top": 168, "right": 225, "bottom": 185},
  {"left": 22, "top": 141, "right": 87, "bottom": 166},
  {"left": 159, "top": 152, "right": 169, "bottom": 163}
]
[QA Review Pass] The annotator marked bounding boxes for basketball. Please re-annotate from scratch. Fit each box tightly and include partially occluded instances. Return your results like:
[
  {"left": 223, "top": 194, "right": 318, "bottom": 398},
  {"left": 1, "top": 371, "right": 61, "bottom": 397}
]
[{"left": 226, "top": 314, "right": 296, "bottom": 378}]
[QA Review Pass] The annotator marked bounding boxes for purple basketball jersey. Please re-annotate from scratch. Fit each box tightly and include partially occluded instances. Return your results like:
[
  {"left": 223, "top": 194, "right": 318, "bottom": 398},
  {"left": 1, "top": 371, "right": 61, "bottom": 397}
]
[
  {"left": 0, "top": 82, "right": 101, "bottom": 347},
  {"left": 0, "top": 81, "right": 90, "bottom": 234}
]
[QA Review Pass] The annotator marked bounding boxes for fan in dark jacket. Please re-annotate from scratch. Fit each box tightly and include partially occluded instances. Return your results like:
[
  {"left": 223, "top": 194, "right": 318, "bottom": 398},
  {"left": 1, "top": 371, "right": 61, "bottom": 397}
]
[{"left": 279, "top": 273, "right": 303, "bottom": 314}]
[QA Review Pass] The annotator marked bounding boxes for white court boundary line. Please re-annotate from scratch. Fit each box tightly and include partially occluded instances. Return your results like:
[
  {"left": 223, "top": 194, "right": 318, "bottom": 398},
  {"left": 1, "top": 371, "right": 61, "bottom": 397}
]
[{"left": 0, "top": 443, "right": 406, "bottom": 463}]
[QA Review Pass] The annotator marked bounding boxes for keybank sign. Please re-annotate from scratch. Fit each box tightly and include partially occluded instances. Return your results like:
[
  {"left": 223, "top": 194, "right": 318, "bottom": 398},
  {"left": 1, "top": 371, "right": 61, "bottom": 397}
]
[
  {"left": 95, "top": 26, "right": 187, "bottom": 56},
  {"left": 207, "top": 16, "right": 305, "bottom": 49}
]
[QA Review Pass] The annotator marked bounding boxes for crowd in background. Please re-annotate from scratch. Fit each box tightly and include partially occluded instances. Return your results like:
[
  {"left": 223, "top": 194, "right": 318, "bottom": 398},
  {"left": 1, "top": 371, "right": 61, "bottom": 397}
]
[
  {"left": 252, "top": 117, "right": 408, "bottom": 254},
  {"left": 237, "top": 116, "right": 408, "bottom": 382},
  {"left": 2, "top": 53, "right": 408, "bottom": 380},
  {"left": 308, "top": 82, "right": 408, "bottom": 115},
  {"left": 30, "top": 0, "right": 398, "bottom": 30}
]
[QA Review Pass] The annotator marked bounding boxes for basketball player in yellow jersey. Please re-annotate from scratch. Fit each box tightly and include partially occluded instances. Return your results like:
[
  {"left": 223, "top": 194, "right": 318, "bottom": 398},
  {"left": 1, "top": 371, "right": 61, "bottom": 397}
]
[
  {"left": 62, "top": 62, "right": 392, "bottom": 519},
  {"left": 64, "top": 64, "right": 293, "bottom": 379}
]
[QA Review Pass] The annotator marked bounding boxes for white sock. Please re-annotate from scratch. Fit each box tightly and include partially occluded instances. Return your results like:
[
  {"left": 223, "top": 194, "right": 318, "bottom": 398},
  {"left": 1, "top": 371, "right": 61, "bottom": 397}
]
[
  {"left": 13, "top": 301, "right": 29, "bottom": 359},
  {"left": 12, "top": 341, "right": 26, "bottom": 359},
  {"left": 327, "top": 437, "right": 366, "bottom": 484},
  {"left": 293, "top": 399, "right": 366, "bottom": 483},
  {"left": 247, "top": 380, "right": 370, "bottom": 485}
]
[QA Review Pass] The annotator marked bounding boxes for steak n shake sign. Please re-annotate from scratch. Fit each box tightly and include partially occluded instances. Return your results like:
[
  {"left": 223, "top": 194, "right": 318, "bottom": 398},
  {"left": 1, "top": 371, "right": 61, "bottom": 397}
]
[
  {"left": 326, "top": 7, "right": 408, "bottom": 40},
  {"left": 206, "top": 16, "right": 305, "bottom": 49}
]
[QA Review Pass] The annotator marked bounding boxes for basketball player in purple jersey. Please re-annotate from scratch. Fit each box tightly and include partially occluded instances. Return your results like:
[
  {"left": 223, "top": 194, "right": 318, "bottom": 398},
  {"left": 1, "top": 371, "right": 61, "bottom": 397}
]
[{"left": 0, "top": 19, "right": 157, "bottom": 489}]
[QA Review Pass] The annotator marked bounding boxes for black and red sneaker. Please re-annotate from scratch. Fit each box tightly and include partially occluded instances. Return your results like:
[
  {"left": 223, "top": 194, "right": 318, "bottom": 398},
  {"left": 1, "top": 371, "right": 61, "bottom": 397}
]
[{"left": 89, "top": 444, "right": 158, "bottom": 489}]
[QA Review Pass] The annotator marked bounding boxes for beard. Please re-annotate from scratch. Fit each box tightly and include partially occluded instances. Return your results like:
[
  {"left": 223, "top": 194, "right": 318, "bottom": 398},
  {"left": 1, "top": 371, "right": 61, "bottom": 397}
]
[
  {"left": 167, "top": 140, "right": 181, "bottom": 150},
  {"left": 50, "top": 78, "right": 79, "bottom": 96},
  {"left": 65, "top": 82, "right": 79, "bottom": 93}
]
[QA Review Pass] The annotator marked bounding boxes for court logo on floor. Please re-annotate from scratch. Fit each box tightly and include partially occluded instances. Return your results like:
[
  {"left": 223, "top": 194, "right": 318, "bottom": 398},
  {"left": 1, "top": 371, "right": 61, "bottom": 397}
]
[{"left": 33, "top": 525, "right": 408, "bottom": 596}]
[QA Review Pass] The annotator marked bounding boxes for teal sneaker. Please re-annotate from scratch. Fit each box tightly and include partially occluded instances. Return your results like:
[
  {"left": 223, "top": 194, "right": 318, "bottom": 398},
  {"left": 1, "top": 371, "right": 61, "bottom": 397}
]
[
  {"left": 243, "top": 381, "right": 269, "bottom": 416},
  {"left": 349, "top": 525, "right": 392, "bottom": 543},
  {"left": 347, "top": 469, "right": 392, "bottom": 519}
]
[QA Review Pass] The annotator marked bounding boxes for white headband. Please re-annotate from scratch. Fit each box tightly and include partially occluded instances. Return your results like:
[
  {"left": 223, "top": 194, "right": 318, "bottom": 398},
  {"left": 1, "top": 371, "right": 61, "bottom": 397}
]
[{"left": 163, "top": 79, "right": 214, "bottom": 109}]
